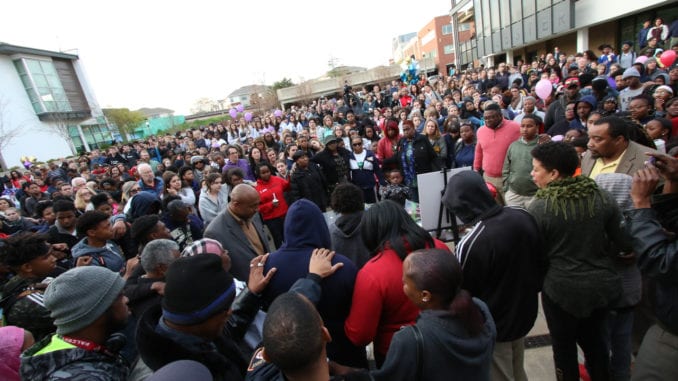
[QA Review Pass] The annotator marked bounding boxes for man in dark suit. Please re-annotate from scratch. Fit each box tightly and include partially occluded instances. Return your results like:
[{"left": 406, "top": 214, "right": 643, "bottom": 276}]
[
  {"left": 581, "top": 116, "right": 659, "bottom": 178},
  {"left": 203, "top": 184, "right": 270, "bottom": 282}
]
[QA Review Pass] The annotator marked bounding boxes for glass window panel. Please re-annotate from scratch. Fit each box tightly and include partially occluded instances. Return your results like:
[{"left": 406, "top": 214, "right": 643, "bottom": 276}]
[
  {"left": 33, "top": 74, "right": 48, "bottom": 87},
  {"left": 40, "top": 61, "right": 57, "bottom": 76},
  {"left": 26, "top": 59, "right": 43, "bottom": 74},
  {"left": 473, "top": 0, "right": 483, "bottom": 37},
  {"left": 46, "top": 74, "right": 61, "bottom": 88},
  {"left": 511, "top": 0, "right": 522, "bottom": 23},
  {"left": 523, "top": 0, "right": 535, "bottom": 16},
  {"left": 45, "top": 101, "right": 58, "bottom": 112},
  {"left": 482, "top": 0, "right": 491, "bottom": 36},
  {"left": 37, "top": 87, "right": 52, "bottom": 97},
  {"left": 490, "top": 1, "right": 500, "bottom": 31},
  {"left": 501, "top": 2, "right": 511, "bottom": 26},
  {"left": 537, "top": 0, "right": 550, "bottom": 11}
]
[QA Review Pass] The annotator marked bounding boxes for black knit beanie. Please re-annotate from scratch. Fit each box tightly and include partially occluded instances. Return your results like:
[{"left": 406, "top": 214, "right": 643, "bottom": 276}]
[{"left": 162, "top": 254, "right": 235, "bottom": 325}]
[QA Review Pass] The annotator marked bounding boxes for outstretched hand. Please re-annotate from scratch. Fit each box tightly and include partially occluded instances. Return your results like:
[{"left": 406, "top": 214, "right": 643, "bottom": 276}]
[
  {"left": 309, "top": 248, "right": 343, "bottom": 278},
  {"left": 631, "top": 166, "right": 661, "bottom": 209},
  {"left": 646, "top": 152, "right": 678, "bottom": 182},
  {"left": 248, "top": 253, "right": 277, "bottom": 295}
]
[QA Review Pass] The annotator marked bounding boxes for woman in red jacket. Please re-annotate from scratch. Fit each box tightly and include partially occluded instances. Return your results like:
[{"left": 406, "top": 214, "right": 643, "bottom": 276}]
[
  {"left": 255, "top": 162, "right": 289, "bottom": 249},
  {"left": 376, "top": 118, "right": 401, "bottom": 171},
  {"left": 344, "top": 200, "right": 450, "bottom": 367}
]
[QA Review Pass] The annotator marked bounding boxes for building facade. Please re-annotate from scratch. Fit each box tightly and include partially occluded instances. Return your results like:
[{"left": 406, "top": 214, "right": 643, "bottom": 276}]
[
  {"left": 451, "top": 0, "right": 677, "bottom": 69},
  {"left": 401, "top": 15, "right": 456, "bottom": 75},
  {"left": 0, "top": 43, "right": 113, "bottom": 169}
]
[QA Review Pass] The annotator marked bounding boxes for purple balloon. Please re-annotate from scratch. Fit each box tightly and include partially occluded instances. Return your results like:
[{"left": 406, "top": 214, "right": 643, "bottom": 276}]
[
  {"left": 607, "top": 77, "right": 616, "bottom": 90},
  {"left": 236, "top": 104, "right": 244, "bottom": 113},
  {"left": 274, "top": 109, "right": 283, "bottom": 118},
  {"left": 244, "top": 112, "right": 253, "bottom": 122},
  {"left": 229, "top": 108, "right": 238, "bottom": 119}
]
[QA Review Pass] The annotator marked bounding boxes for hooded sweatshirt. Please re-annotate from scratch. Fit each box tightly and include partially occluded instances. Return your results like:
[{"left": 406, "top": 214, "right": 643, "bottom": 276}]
[
  {"left": 329, "top": 211, "right": 370, "bottom": 269},
  {"left": 71, "top": 238, "right": 125, "bottom": 273},
  {"left": 262, "top": 199, "right": 365, "bottom": 367},
  {"left": 372, "top": 299, "right": 496, "bottom": 381},
  {"left": 443, "top": 171, "right": 545, "bottom": 342},
  {"left": 125, "top": 191, "right": 162, "bottom": 222}
]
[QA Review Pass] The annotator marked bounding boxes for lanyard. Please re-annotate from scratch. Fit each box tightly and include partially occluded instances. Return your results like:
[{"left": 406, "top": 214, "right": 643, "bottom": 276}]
[{"left": 60, "top": 335, "right": 114, "bottom": 357}]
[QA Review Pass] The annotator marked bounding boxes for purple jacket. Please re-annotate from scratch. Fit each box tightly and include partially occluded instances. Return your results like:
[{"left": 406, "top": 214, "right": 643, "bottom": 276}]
[{"left": 222, "top": 159, "right": 255, "bottom": 181}]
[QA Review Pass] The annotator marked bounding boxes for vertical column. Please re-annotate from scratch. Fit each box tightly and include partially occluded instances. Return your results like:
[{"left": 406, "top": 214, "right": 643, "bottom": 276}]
[
  {"left": 77, "top": 125, "right": 91, "bottom": 152},
  {"left": 577, "top": 28, "right": 589, "bottom": 54},
  {"left": 506, "top": 50, "right": 515, "bottom": 66}
]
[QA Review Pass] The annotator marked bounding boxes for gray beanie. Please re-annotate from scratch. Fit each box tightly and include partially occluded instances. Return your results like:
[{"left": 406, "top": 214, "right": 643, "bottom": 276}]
[{"left": 44, "top": 266, "right": 125, "bottom": 335}]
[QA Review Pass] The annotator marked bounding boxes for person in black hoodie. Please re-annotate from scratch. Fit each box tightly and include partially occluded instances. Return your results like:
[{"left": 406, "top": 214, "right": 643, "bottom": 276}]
[
  {"left": 442, "top": 170, "right": 545, "bottom": 381},
  {"left": 311, "top": 136, "right": 352, "bottom": 197},
  {"left": 289, "top": 151, "right": 329, "bottom": 211}
]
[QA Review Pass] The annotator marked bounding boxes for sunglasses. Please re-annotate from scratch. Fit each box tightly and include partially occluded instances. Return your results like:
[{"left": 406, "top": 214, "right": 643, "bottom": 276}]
[{"left": 352, "top": 143, "right": 362, "bottom": 147}]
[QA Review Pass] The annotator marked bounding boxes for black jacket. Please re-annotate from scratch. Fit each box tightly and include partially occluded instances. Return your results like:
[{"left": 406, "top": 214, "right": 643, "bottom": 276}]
[
  {"left": 443, "top": 171, "right": 545, "bottom": 342},
  {"left": 289, "top": 163, "right": 329, "bottom": 211},
  {"left": 311, "top": 147, "right": 352, "bottom": 186},
  {"left": 625, "top": 200, "right": 678, "bottom": 335},
  {"left": 136, "top": 289, "right": 262, "bottom": 381},
  {"left": 372, "top": 300, "right": 496, "bottom": 381},
  {"left": 386, "top": 133, "right": 439, "bottom": 176}
]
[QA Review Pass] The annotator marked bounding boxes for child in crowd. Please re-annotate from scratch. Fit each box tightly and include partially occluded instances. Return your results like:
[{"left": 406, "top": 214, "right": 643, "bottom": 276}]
[
  {"left": 502, "top": 114, "right": 541, "bottom": 208},
  {"left": 379, "top": 169, "right": 411, "bottom": 206}
]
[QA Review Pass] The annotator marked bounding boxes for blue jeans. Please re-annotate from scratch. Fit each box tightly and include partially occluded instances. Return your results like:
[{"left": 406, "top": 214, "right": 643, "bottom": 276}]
[{"left": 607, "top": 308, "right": 634, "bottom": 381}]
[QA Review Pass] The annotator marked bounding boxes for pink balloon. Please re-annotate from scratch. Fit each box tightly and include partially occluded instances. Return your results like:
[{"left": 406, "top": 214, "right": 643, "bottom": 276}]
[
  {"left": 229, "top": 108, "right": 237, "bottom": 118},
  {"left": 244, "top": 112, "right": 253, "bottom": 122},
  {"left": 236, "top": 104, "right": 244, "bottom": 113},
  {"left": 635, "top": 56, "right": 648, "bottom": 64},
  {"left": 660, "top": 50, "right": 677, "bottom": 67},
  {"left": 535, "top": 79, "right": 552, "bottom": 100}
]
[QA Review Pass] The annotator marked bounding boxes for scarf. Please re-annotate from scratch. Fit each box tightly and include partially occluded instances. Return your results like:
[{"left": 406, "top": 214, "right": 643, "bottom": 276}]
[{"left": 535, "top": 176, "right": 604, "bottom": 220}]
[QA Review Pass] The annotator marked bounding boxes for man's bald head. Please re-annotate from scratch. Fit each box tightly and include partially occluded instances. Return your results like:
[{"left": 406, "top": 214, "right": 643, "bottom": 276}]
[
  {"left": 229, "top": 184, "right": 260, "bottom": 220},
  {"left": 230, "top": 183, "right": 258, "bottom": 201}
]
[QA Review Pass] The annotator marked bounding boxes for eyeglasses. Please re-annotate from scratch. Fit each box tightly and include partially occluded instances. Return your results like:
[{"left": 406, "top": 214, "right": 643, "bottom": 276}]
[
  {"left": 130, "top": 188, "right": 141, "bottom": 195},
  {"left": 352, "top": 143, "right": 362, "bottom": 147}
]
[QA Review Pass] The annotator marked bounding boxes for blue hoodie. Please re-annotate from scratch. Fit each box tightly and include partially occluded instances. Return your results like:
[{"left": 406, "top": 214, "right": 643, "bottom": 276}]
[{"left": 262, "top": 199, "right": 366, "bottom": 367}]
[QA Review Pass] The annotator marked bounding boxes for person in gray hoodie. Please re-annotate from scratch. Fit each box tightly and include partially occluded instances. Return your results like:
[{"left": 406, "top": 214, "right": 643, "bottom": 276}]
[{"left": 328, "top": 183, "right": 370, "bottom": 269}]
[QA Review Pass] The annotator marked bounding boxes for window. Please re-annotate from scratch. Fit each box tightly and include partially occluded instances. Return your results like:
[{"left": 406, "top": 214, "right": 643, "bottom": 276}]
[
  {"left": 442, "top": 24, "right": 454, "bottom": 35},
  {"left": 13, "top": 58, "right": 71, "bottom": 115},
  {"left": 458, "top": 22, "right": 472, "bottom": 32},
  {"left": 444, "top": 44, "right": 455, "bottom": 54}
]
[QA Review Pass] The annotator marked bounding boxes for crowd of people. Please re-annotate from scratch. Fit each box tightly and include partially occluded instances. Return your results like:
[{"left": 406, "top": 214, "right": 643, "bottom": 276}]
[{"left": 1, "top": 17, "right": 678, "bottom": 381}]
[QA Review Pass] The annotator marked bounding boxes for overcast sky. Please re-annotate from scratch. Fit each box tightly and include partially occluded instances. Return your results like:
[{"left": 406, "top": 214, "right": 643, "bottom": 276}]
[{"left": 2, "top": 1, "right": 448, "bottom": 114}]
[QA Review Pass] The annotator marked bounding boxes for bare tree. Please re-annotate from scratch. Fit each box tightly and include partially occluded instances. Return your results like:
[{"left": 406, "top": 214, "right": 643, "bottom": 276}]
[
  {"left": 39, "top": 112, "right": 77, "bottom": 156},
  {"left": 0, "top": 97, "right": 25, "bottom": 170}
]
